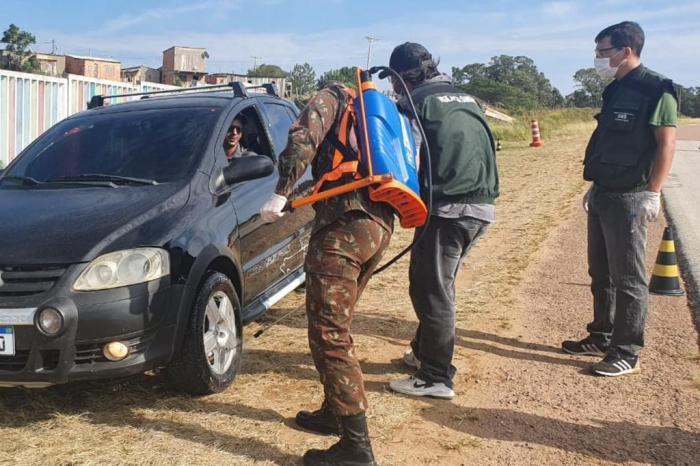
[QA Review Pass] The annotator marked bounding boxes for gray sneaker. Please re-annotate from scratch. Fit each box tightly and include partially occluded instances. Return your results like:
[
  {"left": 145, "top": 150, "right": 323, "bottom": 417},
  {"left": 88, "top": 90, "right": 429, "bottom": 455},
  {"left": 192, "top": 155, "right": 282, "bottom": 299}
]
[
  {"left": 389, "top": 375, "right": 454, "bottom": 399},
  {"left": 402, "top": 349, "right": 421, "bottom": 370}
]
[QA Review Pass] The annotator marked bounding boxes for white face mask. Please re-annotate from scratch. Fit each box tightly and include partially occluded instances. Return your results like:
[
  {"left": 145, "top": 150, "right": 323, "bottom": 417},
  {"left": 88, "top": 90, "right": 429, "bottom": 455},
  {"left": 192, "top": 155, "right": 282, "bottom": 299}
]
[{"left": 594, "top": 49, "right": 622, "bottom": 79}]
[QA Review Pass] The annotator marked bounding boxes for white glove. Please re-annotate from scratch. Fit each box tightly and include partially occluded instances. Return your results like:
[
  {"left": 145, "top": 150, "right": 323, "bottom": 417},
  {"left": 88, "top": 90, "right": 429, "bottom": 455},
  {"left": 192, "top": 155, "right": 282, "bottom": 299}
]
[
  {"left": 583, "top": 186, "right": 592, "bottom": 212},
  {"left": 639, "top": 191, "right": 661, "bottom": 223},
  {"left": 260, "top": 193, "right": 287, "bottom": 223}
]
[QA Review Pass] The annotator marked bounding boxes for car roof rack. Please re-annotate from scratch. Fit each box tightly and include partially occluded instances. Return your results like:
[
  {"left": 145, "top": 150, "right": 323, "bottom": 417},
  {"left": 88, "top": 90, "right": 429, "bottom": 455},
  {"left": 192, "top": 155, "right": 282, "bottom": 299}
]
[{"left": 87, "top": 80, "right": 280, "bottom": 109}]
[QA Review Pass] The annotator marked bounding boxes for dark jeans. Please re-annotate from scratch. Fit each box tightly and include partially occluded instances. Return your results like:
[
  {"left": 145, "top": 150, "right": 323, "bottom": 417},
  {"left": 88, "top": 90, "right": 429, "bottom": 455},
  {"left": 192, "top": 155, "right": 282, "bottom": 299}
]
[
  {"left": 409, "top": 215, "right": 488, "bottom": 387},
  {"left": 587, "top": 185, "right": 649, "bottom": 357}
]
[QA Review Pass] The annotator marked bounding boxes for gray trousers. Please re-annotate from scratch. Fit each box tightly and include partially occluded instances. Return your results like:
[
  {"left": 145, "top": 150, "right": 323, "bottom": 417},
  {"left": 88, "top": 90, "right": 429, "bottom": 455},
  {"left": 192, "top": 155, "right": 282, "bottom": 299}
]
[
  {"left": 587, "top": 185, "right": 649, "bottom": 357},
  {"left": 409, "top": 216, "right": 488, "bottom": 387}
]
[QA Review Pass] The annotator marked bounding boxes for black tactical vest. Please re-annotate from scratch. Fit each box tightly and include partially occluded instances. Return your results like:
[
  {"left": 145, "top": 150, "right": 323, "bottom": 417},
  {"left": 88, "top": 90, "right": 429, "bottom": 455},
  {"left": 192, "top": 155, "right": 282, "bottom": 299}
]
[{"left": 583, "top": 65, "right": 676, "bottom": 191}]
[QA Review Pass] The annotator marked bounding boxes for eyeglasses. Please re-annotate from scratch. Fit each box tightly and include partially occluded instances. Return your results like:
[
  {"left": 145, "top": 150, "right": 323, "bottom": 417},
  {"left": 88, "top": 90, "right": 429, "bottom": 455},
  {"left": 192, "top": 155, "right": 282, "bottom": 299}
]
[
  {"left": 594, "top": 46, "right": 620, "bottom": 58},
  {"left": 228, "top": 125, "right": 242, "bottom": 134}
]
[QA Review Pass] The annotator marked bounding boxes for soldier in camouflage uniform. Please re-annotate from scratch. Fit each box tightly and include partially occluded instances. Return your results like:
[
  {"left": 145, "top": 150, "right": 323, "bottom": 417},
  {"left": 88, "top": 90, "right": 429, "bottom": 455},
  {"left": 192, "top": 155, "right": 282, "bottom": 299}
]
[{"left": 260, "top": 83, "right": 393, "bottom": 466}]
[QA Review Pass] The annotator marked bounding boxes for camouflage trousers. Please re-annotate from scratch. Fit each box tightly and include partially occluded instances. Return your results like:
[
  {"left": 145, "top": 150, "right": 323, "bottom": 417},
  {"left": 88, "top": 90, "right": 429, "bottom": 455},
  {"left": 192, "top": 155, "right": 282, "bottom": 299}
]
[{"left": 304, "top": 211, "right": 392, "bottom": 416}]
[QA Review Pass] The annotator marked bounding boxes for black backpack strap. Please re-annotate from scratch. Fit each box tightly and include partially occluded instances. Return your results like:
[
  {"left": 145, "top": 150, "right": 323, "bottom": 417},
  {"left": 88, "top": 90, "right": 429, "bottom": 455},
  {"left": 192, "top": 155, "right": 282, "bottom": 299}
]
[
  {"left": 326, "top": 132, "right": 357, "bottom": 162},
  {"left": 324, "top": 85, "right": 356, "bottom": 163}
]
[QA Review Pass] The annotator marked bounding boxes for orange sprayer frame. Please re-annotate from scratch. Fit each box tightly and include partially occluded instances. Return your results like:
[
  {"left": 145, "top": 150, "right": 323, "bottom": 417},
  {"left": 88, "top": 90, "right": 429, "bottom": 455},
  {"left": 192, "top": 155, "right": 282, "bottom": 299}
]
[
  {"left": 289, "top": 68, "right": 389, "bottom": 209},
  {"left": 289, "top": 68, "right": 427, "bottom": 228}
]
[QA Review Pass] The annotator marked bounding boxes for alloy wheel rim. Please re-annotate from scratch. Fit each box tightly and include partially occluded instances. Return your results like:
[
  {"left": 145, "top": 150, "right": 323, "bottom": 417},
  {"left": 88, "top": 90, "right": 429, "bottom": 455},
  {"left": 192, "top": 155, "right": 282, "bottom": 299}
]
[{"left": 203, "top": 291, "right": 238, "bottom": 375}]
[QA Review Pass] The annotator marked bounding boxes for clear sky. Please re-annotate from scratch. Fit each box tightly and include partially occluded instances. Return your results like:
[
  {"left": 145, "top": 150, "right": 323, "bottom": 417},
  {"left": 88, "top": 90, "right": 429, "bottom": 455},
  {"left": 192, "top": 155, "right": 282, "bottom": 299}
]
[{"left": 3, "top": 0, "right": 699, "bottom": 94}]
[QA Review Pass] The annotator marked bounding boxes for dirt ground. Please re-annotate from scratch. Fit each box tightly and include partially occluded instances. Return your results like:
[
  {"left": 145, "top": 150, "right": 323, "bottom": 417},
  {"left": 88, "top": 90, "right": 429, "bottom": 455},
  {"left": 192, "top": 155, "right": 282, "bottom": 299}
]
[{"left": 1, "top": 122, "right": 699, "bottom": 465}]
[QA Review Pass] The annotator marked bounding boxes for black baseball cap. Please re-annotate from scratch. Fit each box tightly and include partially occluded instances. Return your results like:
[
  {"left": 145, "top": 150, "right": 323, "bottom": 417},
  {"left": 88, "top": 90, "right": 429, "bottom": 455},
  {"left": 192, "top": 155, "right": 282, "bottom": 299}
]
[{"left": 378, "top": 42, "right": 434, "bottom": 78}]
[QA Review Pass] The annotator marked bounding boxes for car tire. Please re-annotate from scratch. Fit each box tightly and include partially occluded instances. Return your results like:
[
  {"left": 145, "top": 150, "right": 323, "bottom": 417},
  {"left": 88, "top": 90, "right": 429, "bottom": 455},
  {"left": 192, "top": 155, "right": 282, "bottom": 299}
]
[{"left": 167, "top": 271, "right": 242, "bottom": 395}]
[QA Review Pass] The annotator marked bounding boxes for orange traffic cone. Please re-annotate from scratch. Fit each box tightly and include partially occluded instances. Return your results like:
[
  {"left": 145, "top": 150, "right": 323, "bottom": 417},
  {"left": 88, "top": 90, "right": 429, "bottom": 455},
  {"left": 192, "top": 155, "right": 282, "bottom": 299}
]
[
  {"left": 529, "top": 120, "right": 544, "bottom": 147},
  {"left": 649, "top": 227, "right": 685, "bottom": 296}
]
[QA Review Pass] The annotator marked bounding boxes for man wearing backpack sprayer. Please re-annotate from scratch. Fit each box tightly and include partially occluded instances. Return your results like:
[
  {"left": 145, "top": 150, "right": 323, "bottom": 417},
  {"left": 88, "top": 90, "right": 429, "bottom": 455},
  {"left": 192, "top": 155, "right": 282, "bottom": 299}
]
[
  {"left": 260, "top": 82, "right": 393, "bottom": 466},
  {"left": 383, "top": 43, "right": 500, "bottom": 399}
]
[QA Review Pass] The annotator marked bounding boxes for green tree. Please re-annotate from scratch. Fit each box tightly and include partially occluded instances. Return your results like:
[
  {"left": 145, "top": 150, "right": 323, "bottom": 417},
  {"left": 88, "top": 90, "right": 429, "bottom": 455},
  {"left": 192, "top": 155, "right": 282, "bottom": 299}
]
[
  {"left": 567, "top": 68, "right": 609, "bottom": 107},
  {"left": 452, "top": 55, "right": 562, "bottom": 111},
  {"left": 1, "top": 24, "right": 40, "bottom": 73},
  {"left": 288, "top": 62, "right": 316, "bottom": 96},
  {"left": 317, "top": 66, "right": 357, "bottom": 89},
  {"left": 247, "top": 63, "right": 287, "bottom": 78},
  {"left": 677, "top": 85, "right": 699, "bottom": 117}
]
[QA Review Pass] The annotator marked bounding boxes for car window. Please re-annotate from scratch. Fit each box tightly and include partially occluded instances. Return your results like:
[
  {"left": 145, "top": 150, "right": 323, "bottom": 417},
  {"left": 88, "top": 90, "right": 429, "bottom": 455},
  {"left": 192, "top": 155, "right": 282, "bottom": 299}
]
[
  {"left": 263, "top": 102, "right": 295, "bottom": 155},
  {"left": 6, "top": 107, "right": 221, "bottom": 183},
  {"left": 220, "top": 106, "right": 272, "bottom": 163}
]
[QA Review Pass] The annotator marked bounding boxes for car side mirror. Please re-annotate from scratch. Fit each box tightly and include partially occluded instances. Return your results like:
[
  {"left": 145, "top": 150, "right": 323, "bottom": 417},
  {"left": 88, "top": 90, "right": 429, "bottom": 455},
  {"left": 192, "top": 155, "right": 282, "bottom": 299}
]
[{"left": 214, "top": 155, "right": 274, "bottom": 191}]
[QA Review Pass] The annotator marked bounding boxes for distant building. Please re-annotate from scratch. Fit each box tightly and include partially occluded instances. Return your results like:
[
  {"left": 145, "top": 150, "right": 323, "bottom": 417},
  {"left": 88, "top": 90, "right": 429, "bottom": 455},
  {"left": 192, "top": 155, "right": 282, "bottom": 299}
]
[
  {"left": 34, "top": 53, "right": 66, "bottom": 76},
  {"left": 205, "top": 73, "right": 289, "bottom": 96},
  {"left": 0, "top": 50, "right": 65, "bottom": 77},
  {"left": 121, "top": 65, "right": 161, "bottom": 84},
  {"left": 65, "top": 54, "right": 121, "bottom": 81},
  {"left": 205, "top": 73, "right": 236, "bottom": 85},
  {"left": 162, "top": 46, "right": 208, "bottom": 87}
]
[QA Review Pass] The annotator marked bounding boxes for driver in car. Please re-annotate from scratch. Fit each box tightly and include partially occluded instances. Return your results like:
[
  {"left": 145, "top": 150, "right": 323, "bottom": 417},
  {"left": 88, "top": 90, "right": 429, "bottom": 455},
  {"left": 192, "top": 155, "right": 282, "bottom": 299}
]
[{"left": 224, "top": 117, "right": 256, "bottom": 160}]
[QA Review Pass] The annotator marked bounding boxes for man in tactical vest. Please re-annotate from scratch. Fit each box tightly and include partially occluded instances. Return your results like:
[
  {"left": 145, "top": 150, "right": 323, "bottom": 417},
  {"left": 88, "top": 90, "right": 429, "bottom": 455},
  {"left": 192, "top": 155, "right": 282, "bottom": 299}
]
[
  {"left": 562, "top": 22, "right": 678, "bottom": 376},
  {"left": 383, "top": 43, "right": 500, "bottom": 398},
  {"left": 260, "top": 83, "right": 394, "bottom": 466}
]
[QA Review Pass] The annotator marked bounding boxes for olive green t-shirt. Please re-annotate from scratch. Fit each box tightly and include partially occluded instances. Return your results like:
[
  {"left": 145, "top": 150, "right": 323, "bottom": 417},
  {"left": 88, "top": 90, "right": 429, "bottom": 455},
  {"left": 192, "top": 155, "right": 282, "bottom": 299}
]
[{"left": 649, "top": 92, "right": 678, "bottom": 127}]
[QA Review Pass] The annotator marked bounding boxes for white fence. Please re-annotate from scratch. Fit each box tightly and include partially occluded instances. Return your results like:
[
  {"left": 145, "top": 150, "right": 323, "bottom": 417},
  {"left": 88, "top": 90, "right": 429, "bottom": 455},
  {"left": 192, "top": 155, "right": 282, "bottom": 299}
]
[{"left": 0, "top": 69, "right": 178, "bottom": 167}]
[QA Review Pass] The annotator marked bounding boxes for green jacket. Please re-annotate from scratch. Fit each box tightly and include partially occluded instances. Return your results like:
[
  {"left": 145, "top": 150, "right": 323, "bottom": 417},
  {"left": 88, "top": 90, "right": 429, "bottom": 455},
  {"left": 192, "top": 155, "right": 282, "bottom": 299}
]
[{"left": 404, "top": 78, "right": 499, "bottom": 205}]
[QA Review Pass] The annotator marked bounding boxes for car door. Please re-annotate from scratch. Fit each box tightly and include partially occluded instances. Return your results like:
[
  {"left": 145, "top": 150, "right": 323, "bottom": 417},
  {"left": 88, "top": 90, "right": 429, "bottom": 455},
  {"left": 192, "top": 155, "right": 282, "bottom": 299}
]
[
  {"left": 217, "top": 102, "right": 288, "bottom": 304},
  {"left": 258, "top": 99, "right": 314, "bottom": 279}
]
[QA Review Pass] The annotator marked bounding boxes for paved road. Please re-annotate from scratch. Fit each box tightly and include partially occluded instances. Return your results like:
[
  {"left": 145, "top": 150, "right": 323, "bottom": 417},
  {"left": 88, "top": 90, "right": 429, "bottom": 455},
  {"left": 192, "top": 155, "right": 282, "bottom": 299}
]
[{"left": 663, "top": 125, "right": 700, "bottom": 302}]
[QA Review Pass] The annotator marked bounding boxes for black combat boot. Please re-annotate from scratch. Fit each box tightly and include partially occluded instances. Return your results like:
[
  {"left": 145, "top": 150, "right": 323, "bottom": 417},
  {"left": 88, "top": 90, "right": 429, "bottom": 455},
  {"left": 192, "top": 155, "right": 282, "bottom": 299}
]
[
  {"left": 303, "top": 413, "right": 376, "bottom": 466},
  {"left": 295, "top": 400, "right": 341, "bottom": 435}
]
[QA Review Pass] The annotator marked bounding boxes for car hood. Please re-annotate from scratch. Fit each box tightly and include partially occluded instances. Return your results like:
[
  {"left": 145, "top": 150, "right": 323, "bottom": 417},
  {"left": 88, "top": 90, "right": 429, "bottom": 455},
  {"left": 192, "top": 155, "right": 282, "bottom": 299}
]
[{"left": 0, "top": 183, "right": 190, "bottom": 265}]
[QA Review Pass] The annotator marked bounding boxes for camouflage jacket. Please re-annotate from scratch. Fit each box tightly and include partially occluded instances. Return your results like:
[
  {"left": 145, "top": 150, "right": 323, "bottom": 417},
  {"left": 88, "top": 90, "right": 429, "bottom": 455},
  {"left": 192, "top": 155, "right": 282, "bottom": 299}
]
[{"left": 275, "top": 85, "right": 394, "bottom": 234}]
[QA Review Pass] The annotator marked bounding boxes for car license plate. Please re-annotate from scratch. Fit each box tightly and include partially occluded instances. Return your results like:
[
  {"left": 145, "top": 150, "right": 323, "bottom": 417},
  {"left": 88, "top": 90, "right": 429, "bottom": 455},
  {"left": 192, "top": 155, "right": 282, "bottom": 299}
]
[{"left": 0, "top": 326, "right": 15, "bottom": 356}]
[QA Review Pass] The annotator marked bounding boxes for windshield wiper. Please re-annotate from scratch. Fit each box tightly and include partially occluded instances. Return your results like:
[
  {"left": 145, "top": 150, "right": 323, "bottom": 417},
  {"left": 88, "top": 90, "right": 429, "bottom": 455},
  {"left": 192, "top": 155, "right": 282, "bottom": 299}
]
[
  {"left": 47, "top": 173, "right": 159, "bottom": 185},
  {"left": 0, "top": 175, "right": 42, "bottom": 186}
]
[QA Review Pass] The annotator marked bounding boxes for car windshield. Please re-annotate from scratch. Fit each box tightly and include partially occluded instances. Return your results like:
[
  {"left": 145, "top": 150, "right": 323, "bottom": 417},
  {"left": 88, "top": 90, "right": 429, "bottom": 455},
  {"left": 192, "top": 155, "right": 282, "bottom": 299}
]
[{"left": 4, "top": 107, "right": 221, "bottom": 184}]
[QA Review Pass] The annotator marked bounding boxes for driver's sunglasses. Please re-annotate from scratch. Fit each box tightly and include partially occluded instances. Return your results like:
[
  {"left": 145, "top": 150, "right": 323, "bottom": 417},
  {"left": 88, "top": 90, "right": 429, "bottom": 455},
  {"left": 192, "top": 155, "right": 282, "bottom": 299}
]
[{"left": 228, "top": 125, "right": 242, "bottom": 134}]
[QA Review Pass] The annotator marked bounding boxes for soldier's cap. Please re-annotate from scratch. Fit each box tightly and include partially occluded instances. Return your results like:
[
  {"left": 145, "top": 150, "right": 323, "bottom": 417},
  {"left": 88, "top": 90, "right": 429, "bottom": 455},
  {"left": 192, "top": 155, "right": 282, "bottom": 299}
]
[{"left": 378, "top": 42, "right": 434, "bottom": 79}]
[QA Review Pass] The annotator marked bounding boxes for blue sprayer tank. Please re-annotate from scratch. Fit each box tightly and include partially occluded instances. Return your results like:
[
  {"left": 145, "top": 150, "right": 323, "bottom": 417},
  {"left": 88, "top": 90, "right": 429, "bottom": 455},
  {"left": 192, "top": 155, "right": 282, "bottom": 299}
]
[{"left": 355, "top": 75, "right": 427, "bottom": 228}]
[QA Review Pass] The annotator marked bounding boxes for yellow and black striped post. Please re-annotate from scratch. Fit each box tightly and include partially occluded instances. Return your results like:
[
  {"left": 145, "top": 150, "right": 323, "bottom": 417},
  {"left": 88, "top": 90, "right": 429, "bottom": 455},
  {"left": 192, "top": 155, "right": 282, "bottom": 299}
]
[{"left": 649, "top": 227, "right": 685, "bottom": 296}]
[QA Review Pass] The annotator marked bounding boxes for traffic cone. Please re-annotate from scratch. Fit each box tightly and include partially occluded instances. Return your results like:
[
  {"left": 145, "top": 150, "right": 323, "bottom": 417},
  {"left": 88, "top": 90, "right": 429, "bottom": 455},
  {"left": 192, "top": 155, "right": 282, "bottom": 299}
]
[
  {"left": 649, "top": 227, "right": 685, "bottom": 296},
  {"left": 529, "top": 120, "right": 544, "bottom": 147}
]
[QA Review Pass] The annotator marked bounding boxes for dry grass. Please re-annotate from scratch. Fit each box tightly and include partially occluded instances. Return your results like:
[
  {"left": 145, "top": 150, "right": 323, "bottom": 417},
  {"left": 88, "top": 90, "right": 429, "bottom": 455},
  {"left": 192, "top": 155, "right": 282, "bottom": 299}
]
[
  {"left": 0, "top": 118, "right": 597, "bottom": 465},
  {"left": 490, "top": 108, "right": 597, "bottom": 142},
  {"left": 679, "top": 117, "right": 700, "bottom": 126}
]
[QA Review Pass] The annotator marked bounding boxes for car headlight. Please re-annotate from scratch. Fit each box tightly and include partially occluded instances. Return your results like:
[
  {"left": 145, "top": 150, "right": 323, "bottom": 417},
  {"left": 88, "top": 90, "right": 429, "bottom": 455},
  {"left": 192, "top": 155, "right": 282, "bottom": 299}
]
[{"left": 73, "top": 248, "right": 170, "bottom": 291}]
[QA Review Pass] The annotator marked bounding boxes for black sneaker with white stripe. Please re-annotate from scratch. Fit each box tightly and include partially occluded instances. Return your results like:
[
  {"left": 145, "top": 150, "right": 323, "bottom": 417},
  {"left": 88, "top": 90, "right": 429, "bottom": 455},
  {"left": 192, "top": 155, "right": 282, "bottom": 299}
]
[
  {"left": 561, "top": 336, "right": 608, "bottom": 356},
  {"left": 590, "top": 354, "right": 641, "bottom": 376}
]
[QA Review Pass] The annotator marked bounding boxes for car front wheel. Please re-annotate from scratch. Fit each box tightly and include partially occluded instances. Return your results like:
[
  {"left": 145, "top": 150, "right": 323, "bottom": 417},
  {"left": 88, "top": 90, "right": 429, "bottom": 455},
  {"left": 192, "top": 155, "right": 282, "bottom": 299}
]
[{"left": 167, "top": 271, "right": 242, "bottom": 395}]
